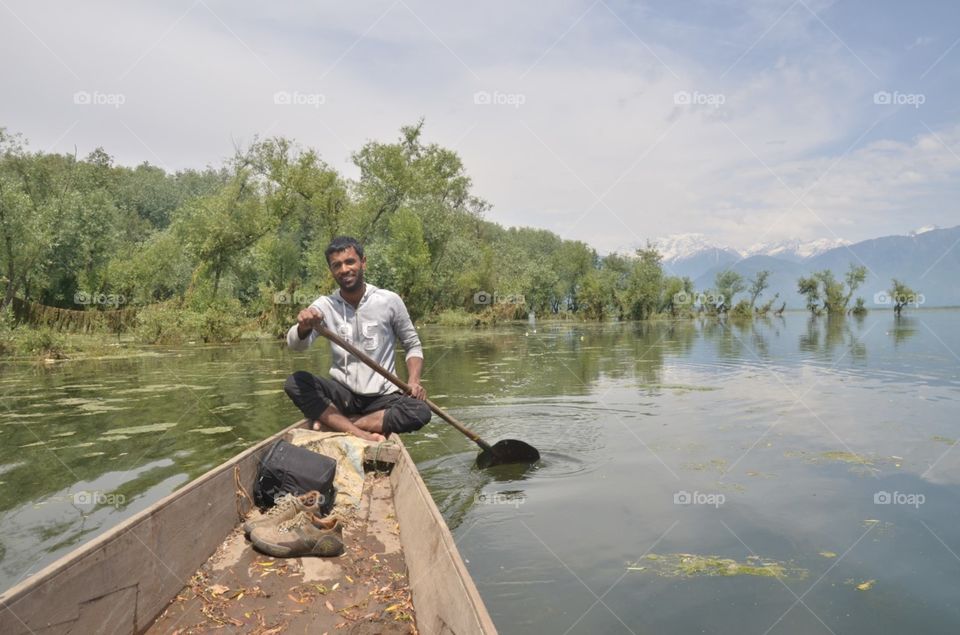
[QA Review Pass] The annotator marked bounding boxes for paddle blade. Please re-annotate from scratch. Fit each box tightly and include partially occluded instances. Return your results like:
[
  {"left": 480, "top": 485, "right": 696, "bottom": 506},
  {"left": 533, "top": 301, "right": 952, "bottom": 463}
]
[{"left": 476, "top": 439, "right": 540, "bottom": 468}]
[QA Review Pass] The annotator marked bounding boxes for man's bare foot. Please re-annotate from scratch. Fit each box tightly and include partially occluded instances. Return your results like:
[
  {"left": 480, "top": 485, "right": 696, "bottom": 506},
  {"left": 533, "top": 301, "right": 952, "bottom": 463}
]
[
  {"left": 313, "top": 419, "right": 383, "bottom": 442},
  {"left": 357, "top": 430, "right": 386, "bottom": 443},
  {"left": 312, "top": 406, "right": 385, "bottom": 442}
]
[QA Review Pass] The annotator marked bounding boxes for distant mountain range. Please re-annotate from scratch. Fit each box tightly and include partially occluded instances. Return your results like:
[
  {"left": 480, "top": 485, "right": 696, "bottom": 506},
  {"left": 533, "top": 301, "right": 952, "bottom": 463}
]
[{"left": 652, "top": 225, "right": 960, "bottom": 309}]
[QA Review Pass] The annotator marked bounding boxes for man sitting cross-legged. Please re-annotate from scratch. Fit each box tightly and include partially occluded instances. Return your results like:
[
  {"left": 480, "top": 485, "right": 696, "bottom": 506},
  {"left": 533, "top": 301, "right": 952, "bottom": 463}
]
[{"left": 283, "top": 236, "right": 431, "bottom": 442}]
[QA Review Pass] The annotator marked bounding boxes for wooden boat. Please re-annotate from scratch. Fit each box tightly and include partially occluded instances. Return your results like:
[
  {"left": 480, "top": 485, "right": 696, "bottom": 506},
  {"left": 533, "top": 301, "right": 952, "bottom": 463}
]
[{"left": 0, "top": 420, "right": 497, "bottom": 634}]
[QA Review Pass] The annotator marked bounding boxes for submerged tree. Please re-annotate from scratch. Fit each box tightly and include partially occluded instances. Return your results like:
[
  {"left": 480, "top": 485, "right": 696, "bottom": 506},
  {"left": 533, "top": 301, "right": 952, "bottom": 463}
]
[
  {"left": 797, "top": 264, "right": 867, "bottom": 315},
  {"left": 748, "top": 270, "right": 771, "bottom": 308},
  {"left": 714, "top": 269, "right": 745, "bottom": 314},
  {"left": 888, "top": 279, "right": 922, "bottom": 316}
]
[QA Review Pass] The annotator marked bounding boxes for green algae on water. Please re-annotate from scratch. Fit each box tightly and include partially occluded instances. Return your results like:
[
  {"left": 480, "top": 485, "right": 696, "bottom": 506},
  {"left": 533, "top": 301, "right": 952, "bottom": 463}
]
[
  {"left": 108, "top": 422, "right": 179, "bottom": 435},
  {"left": 785, "top": 449, "right": 884, "bottom": 474},
  {"left": 820, "top": 451, "right": 873, "bottom": 465},
  {"left": 629, "top": 553, "right": 807, "bottom": 580},
  {"left": 862, "top": 519, "right": 895, "bottom": 536},
  {"left": 844, "top": 578, "right": 876, "bottom": 591},
  {"left": 681, "top": 458, "right": 729, "bottom": 473},
  {"left": 638, "top": 383, "right": 720, "bottom": 392},
  {"left": 209, "top": 403, "right": 251, "bottom": 413}
]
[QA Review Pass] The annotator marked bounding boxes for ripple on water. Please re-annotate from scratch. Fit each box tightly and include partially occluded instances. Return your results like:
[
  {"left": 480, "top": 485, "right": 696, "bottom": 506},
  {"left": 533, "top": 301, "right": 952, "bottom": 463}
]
[
  {"left": 419, "top": 448, "right": 594, "bottom": 484},
  {"left": 499, "top": 451, "right": 593, "bottom": 480}
]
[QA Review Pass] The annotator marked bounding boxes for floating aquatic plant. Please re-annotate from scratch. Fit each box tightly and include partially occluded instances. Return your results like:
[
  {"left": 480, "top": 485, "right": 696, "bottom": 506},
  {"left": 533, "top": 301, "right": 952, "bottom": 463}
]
[{"left": 628, "top": 553, "right": 807, "bottom": 580}]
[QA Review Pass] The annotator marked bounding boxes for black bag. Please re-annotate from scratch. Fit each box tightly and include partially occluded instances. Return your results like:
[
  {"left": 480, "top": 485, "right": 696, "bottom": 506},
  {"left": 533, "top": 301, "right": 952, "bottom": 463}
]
[{"left": 253, "top": 440, "right": 337, "bottom": 515}]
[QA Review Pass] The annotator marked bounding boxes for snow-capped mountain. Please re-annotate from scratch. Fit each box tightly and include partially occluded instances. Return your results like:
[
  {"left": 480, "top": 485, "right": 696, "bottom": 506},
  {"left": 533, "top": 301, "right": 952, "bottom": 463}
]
[
  {"left": 679, "top": 226, "right": 960, "bottom": 308},
  {"left": 653, "top": 233, "right": 853, "bottom": 264},
  {"left": 652, "top": 234, "right": 741, "bottom": 279},
  {"left": 909, "top": 225, "right": 940, "bottom": 236},
  {"left": 652, "top": 233, "right": 733, "bottom": 261},
  {"left": 743, "top": 237, "right": 852, "bottom": 262}
]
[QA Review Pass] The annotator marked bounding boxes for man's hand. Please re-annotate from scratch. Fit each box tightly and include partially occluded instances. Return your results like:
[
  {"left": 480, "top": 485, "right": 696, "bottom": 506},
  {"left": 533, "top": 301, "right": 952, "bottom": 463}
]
[
  {"left": 405, "top": 357, "right": 426, "bottom": 400},
  {"left": 296, "top": 306, "right": 324, "bottom": 339},
  {"left": 407, "top": 381, "right": 427, "bottom": 400}
]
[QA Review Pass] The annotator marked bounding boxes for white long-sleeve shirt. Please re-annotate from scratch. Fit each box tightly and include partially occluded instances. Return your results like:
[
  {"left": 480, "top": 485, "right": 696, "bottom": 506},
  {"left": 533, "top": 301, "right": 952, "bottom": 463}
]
[{"left": 286, "top": 283, "right": 423, "bottom": 396}]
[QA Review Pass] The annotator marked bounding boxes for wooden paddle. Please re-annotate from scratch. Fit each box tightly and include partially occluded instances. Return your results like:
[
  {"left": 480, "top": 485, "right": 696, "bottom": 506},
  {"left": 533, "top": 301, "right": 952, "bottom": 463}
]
[{"left": 316, "top": 325, "right": 540, "bottom": 467}]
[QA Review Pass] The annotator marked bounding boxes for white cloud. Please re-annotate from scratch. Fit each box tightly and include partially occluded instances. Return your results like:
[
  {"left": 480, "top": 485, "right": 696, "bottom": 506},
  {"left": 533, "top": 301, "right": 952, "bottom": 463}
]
[{"left": 1, "top": 0, "right": 955, "bottom": 253}]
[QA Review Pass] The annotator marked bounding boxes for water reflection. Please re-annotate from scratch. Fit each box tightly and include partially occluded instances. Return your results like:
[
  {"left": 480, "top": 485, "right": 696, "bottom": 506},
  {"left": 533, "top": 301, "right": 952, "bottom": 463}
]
[
  {"left": 2, "top": 311, "right": 960, "bottom": 635},
  {"left": 889, "top": 315, "right": 918, "bottom": 346},
  {"left": 799, "top": 315, "right": 867, "bottom": 360}
]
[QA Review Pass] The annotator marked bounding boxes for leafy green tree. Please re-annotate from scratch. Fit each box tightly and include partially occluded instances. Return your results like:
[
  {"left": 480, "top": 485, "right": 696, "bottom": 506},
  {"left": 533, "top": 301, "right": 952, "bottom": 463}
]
[
  {"left": 730, "top": 299, "right": 753, "bottom": 319},
  {"left": 815, "top": 270, "right": 845, "bottom": 314},
  {"left": 349, "top": 122, "right": 488, "bottom": 315},
  {"left": 517, "top": 257, "right": 560, "bottom": 317},
  {"left": 578, "top": 268, "right": 613, "bottom": 320},
  {"left": 748, "top": 270, "right": 771, "bottom": 308},
  {"left": 177, "top": 174, "right": 266, "bottom": 298},
  {"left": 0, "top": 130, "right": 77, "bottom": 310},
  {"left": 714, "top": 270, "right": 745, "bottom": 313},
  {"left": 623, "top": 247, "right": 664, "bottom": 320},
  {"left": 107, "top": 230, "right": 192, "bottom": 303},
  {"left": 369, "top": 208, "right": 432, "bottom": 319},
  {"left": 797, "top": 274, "right": 821, "bottom": 314},
  {"left": 113, "top": 162, "right": 183, "bottom": 229},
  {"left": 798, "top": 264, "right": 867, "bottom": 315},
  {"left": 850, "top": 297, "right": 867, "bottom": 316},
  {"left": 889, "top": 279, "right": 921, "bottom": 316},
  {"left": 843, "top": 264, "right": 867, "bottom": 311},
  {"left": 552, "top": 241, "right": 595, "bottom": 313},
  {"left": 661, "top": 276, "right": 694, "bottom": 316}
]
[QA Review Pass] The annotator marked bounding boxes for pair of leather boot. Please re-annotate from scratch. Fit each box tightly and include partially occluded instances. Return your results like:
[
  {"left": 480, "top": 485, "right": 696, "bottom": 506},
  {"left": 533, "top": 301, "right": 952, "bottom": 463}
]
[{"left": 244, "top": 491, "right": 344, "bottom": 557}]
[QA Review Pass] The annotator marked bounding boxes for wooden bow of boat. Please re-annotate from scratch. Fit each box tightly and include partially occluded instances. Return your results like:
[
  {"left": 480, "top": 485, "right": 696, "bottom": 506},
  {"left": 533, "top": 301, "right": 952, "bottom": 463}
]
[{"left": 0, "top": 421, "right": 497, "bottom": 634}]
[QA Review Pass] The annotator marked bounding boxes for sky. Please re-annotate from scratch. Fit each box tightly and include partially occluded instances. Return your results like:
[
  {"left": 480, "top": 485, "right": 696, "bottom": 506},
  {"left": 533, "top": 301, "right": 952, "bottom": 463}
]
[{"left": 1, "top": 0, "right": 958, "bottom": 253}]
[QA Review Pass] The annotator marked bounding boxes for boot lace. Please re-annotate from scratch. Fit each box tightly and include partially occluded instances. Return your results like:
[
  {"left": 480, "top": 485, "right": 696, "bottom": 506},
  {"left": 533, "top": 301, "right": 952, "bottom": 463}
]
[
  {"left": 278, "top": 511, "right": 310, "bottom": 533},
  {"left": 262, "top": 493, "right": 297, "bottom": 519}
]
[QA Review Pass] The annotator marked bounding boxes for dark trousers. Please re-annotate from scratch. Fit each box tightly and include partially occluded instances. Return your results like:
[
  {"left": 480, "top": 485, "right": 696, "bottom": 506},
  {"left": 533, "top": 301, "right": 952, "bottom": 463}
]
[{"left": 284, "top": 371, "right": 431, "bottom": 435}]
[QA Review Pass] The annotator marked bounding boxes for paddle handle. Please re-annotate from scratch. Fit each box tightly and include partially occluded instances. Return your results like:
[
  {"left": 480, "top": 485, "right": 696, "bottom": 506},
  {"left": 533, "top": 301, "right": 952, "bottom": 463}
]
[{"left": 315, "top": 325, "right": 494, "bottom": 453}]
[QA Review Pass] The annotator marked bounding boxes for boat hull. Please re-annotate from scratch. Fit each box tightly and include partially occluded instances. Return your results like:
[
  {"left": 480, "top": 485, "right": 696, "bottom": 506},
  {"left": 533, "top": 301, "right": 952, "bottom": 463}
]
[{"left": 0, "top": 421, "right": 496, "bottom": 634}]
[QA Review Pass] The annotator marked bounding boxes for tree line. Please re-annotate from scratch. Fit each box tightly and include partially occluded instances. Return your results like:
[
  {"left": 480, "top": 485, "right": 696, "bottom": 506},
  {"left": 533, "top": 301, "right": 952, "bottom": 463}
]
[{"left": 0, "top": 122, "right": 921, "bottom": 346}]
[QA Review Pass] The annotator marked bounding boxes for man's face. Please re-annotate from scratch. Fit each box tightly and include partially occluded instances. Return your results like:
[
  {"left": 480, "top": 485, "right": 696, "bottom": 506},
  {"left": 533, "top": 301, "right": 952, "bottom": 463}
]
[{"left": 327, "top": 247, "right": 366, "bottom": 293}]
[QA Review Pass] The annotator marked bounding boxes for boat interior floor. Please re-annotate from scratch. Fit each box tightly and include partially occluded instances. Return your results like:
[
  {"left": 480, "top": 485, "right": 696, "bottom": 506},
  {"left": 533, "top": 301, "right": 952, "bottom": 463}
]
[{"left": 147, "top": 471, "right": 417, "bottom": 634}]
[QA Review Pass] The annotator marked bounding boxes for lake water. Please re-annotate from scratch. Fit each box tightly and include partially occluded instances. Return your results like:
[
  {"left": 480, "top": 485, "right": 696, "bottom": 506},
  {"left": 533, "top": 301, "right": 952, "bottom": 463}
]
[{"left": 2, "top": 311, "right": 959, "bottom": 633}]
